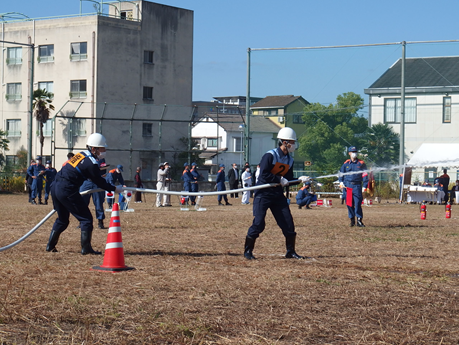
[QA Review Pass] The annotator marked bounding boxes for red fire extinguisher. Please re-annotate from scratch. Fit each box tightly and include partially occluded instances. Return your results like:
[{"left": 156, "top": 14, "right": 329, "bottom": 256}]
[
  {"left": 446, "top": 202, "right": 451, "bottom": 219},
  {"left": 420, "top": 201, "right": 427, "bottom": 220}
]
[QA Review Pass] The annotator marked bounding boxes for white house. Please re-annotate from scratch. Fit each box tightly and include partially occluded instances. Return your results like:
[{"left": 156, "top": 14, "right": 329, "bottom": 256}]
[
  {"left": 192, "top": 113, "right": 280, "bottom": 174},
  {"left": 365, "top": 56, "right": 459, "bottom": 180}
]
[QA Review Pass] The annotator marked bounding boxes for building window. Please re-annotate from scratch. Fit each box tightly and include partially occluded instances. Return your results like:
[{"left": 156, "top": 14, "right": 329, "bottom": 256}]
[
  {"left": 120, "top": 10, "right": 133, "bottom": 20},
  {"left": 234, "top": 137, "right": 242, "bottom": 152},
  {"left": 6, "top": 47, "right": 22, "bottom": 65},
  {"left": 384, "top": 98, "right": 417, "bottom": 124},
  {"left": 292, "top": 114, "right": 304, "bottom": 124},
  {"left": 6, "top": 155, "right": 19, "bottom": 167},
  {"left": 443, "top": 97, "right": 452, "bottom": 123},
  {"left": 72, "top": 119, "right": 86, "bottom": 136},
  {"left": 207, "top": 138, "right": 218, "bottom": 148},
  {"left": 6, "top": 83, "right": 22, "bottom": 101},
  {"left": 6, "top": 119, "right": 21, "bottom": 137},
  {"left": 144, "top": 50, "right": 154, "bottom": 64},
  {"left": 43, "top": 119, "right": 53, "bottom": 137},
  {"left": 38, "top": 81, "right": 54, "bottom": 95},
  {"left": 143, "top": 86, "right": 153, "bottom": 101},
  {"left": 70, "top": 80, "right": 87, "bottom": 99},
  {"left": 38, "top": 45, "right": 54, "bottom": 63},
  {"left": 70, "top": 42, "right": 88, "bottom": 61},
  {"left": 142, "top": 123, "right": 153, "bottom": 137}
]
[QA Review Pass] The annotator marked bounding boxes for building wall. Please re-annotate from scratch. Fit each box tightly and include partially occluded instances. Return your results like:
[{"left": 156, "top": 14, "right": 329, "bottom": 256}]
[
  {"left": 369, "top": 93, "right": 459, "bottom": 161},
  {"left": 0, "top": 1, "right": 193, "bottom": 180}
]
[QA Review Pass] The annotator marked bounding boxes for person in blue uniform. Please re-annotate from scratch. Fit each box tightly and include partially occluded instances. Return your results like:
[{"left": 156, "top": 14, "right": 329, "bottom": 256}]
[
  {"left": 46, "top": 133, "right": 122, "bottom": 255},
  {"left": 44, "top": 160, "right": 57, "bottom": 205},
  {"left": 216, "top": 164, "right": 231, "bottom": 206},
  {"left": 190, "top": 162, "right": 202, "bottom": 205},
  {"left": 339, "top": 146, "right": 369, "bottom": 227},
  {"left": 181, "top": 163, "right": 193, "bottom": 205},
  {"left": 106, "top": 164, "right": 125, "bottom": 208},
  {"left": 26, "top": 159, "right": 36, "bottom": 203},
  {"left": 244, "top": 127, "right": 310, "bottom": 260},
  {"left": 296, "top": 181, "right": 317, "bottom": 209},
  {"left": 79, "top": 159, "right": 108, "bottom": 229},
  {"left": 31, "top": 156, "right": 46, "bottom": 205}
]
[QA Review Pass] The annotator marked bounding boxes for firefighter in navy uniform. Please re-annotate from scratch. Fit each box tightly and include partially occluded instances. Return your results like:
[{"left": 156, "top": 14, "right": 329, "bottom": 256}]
[
  {"left": 244, "top": 127, "right": 310, "bottom": 260},
  {"left": 339, "top": 146, "right": 369, "bottom": 227},
  {"left": 46, "top": 133, "right": 122, "bottom": 255}
]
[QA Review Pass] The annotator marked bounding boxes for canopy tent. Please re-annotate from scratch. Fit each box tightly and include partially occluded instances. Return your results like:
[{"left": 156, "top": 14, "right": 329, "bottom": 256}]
[{"left": 406, "top": 143, "right": 459, "bottom": 168}]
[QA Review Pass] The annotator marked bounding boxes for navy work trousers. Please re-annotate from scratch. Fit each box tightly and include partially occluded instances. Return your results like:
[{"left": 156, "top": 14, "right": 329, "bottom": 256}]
[
  {"left": 51, "top": 180, "right": 94, "bottom": 235},
  {"left": 247, "top": 193, "right": 296, "bottom": 239},
  {"left": 343, "top": 184, "right": 363, "bottom": 219},
  {"left": 190, "top": 182, "right": 198, "bottom": 202}
]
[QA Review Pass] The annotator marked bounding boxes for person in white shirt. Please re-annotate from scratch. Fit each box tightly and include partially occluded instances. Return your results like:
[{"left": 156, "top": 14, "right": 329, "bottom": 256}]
[{"left": 241, "top": 166, "right": 252, "bottom": 205}]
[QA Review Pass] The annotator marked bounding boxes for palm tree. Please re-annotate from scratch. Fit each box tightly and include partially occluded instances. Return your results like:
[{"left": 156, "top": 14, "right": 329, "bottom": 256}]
[{"left": 33, "top": 89, "right": 55, "bottom": 157}]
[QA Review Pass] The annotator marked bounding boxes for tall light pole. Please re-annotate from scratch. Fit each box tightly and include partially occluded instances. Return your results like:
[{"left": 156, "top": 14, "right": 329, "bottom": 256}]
[{"left": 238, "top": 124, "right": 244, "bottom": 167}]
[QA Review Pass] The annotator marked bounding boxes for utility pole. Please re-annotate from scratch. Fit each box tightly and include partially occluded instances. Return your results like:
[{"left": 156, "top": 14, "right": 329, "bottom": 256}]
[
  {"left": 245, "top": 48, "right": 251, "bottom": 163},
  {"left": 399, "top": 41, "right": 406, "bottom": 174}
]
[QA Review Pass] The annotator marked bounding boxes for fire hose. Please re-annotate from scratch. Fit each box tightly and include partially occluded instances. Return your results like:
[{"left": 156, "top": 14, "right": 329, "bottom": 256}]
[{"left": 0, "top": 180, "right": 301, "bottom": 252}]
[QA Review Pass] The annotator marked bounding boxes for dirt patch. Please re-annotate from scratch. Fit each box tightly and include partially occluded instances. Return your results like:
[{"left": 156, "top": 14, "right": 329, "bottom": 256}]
[{"left": 1, "top": 194, "right": 459, "bottom": 344}]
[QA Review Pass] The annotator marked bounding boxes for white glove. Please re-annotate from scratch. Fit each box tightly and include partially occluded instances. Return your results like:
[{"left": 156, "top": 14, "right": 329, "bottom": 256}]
[
  {"left": 280, "top": 177, "right": 289, "bottom": 187},
  {"left": 298, "top": 176, "right": 310, "bottom": 183},
  {"left": 339, "top": 182, "right": 345, "bottom": 189},
  {"left": 115, "top": 185, "right": 124, "bottom": 194},
  {"left": 362, "top": 187, "right": 367, "bottom": 194}
]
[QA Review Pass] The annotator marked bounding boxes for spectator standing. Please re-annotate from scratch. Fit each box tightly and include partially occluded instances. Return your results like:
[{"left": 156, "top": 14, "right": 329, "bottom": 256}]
[
  {"left": 190, "top": 162, "right": 202, "bottom": 206},
  {"left": 227, "top": 163, "right": 240, "bottom": 198},
  {"left": 31, "top": 156, "right": 46, "bottom": 205},
  {"left": 216, "top": 164, "right": 231, "bottom": 206},
  {"left": 438, "top": 169, "right": 450, "bottom": 204},
  {"left": 26, "top": 159, "right": 35, "bottom": 203},
  {"left": 339, "top": 146, "right": 369, "bottom": 227},
  {"left": 44, "top": 160, "right": 57, "bottom": 205},
  {"left": 134, "top": 167, "right": 143, "bottom": 203},
  {"left": 181, "top": 163, "right": 194, "bottom": 205},
  {"left": 163, "top": 162, "right": 172, "bottom": 206},
  {"left": 106, "top": 164, "right": 126, "bottom": 208},
  {"left": 156, "top": 163, "right": 167, "bottom": 207},
  {"left": 241, "top": 166, "right": 252, "bottom": 205}
]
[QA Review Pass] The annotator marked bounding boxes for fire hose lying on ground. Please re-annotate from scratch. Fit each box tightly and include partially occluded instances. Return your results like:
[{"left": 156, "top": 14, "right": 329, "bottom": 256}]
[{"left": 0, "top": 180, "right": 302, "bottom": 252}]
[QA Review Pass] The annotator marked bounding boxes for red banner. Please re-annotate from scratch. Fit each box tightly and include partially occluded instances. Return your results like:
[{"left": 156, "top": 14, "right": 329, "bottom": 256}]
[{"left": 346, "top": 187, "right": 353, "bottom": 207}]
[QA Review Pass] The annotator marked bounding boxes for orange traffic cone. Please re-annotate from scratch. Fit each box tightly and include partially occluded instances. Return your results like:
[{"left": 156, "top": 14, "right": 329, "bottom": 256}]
[{"left": 92, "top": 203, "right": 134, "bottom": 273}]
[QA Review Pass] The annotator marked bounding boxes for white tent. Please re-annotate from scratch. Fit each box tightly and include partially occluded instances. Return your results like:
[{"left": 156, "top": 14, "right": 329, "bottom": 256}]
[{"left": 407, "top": 143, "right": 459, "bottom": 168}]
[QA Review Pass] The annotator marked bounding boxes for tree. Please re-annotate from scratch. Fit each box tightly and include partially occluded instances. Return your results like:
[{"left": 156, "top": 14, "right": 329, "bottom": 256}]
[
  {"left": 297, "top": 92, "right": 367, "bottom": 173},
  {"left": 33, "top": 88, "right": 55, "bottom": 157},
  {"left": 0, "top": 129, "right": 10, "bottom": 169},
  {"left": 360, "top": 123, "right": 399, "bottom": 167}
]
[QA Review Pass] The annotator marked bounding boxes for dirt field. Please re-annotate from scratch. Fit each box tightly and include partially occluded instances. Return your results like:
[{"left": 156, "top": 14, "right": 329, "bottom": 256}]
[{"left": 0, "top": 193, "right": 459, "bottom": 344}]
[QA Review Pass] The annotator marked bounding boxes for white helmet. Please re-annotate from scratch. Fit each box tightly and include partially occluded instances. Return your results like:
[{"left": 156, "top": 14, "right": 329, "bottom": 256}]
[
  {"left": 277, "top": 127, "right": 297, "bottom": 141},
  {"left": 86, "top": 133, "right": 107, "bottom": 148}
]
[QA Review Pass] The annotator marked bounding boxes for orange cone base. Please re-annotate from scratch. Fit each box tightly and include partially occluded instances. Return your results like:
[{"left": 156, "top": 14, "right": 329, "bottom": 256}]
[{"left": 91, "top": 265, "right": 135, "bottom": 273}]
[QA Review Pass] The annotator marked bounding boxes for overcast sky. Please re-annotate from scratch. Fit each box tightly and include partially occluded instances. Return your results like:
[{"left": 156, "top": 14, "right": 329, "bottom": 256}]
[{"left": 3, "top": 0, "right": 459, "bottom": 107}]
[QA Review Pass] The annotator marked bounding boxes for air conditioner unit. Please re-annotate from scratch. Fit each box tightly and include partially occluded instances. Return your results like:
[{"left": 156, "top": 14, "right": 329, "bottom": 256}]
[{"left": 278, "top": 116, "right": 284, "bottom": 123}]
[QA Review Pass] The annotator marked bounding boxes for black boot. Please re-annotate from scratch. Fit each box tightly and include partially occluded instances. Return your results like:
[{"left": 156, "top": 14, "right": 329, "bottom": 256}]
[
  {"left": 225, "top": 201, "right": 232, "bottom": 206},
  {"left": 350, "top": 217, "right": 356, "bottom": 227},
  {"left": 357, "top": 218, "right": 365, "bottom": 227},
  {"left": 298, "top": 205, "right": 302, "bottom": 209},
  {"left": 38, "top": 198, "right": 43, "bottom": 205},
  {"left": 98, "top": 219, "right": 105, "bottom": 229},
  {"left": 81, "top": 231, "right": 102, "bottom": 255},
  {"left": 285, "top": 234, "right": 304, "bottom": 259},
  {"left": 305, "top": 204, "right": 311, "bottom": 209},
  {"left": 44, "top": 198, "right": 48, "bottom": 205},
  {"left": 244, "top": 236, "right": 256, "bottom": 260},
  {"left": 218, "top": 202, "right": 225, "bottom": 206},
  {"left": 46, "top": 230, "right": 60, "bottom": 252}
]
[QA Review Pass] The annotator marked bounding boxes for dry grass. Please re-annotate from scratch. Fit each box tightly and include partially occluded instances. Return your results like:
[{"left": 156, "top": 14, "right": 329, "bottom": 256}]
[{"left": 0, "top": 193, "right": 459, "bottom": 344}]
